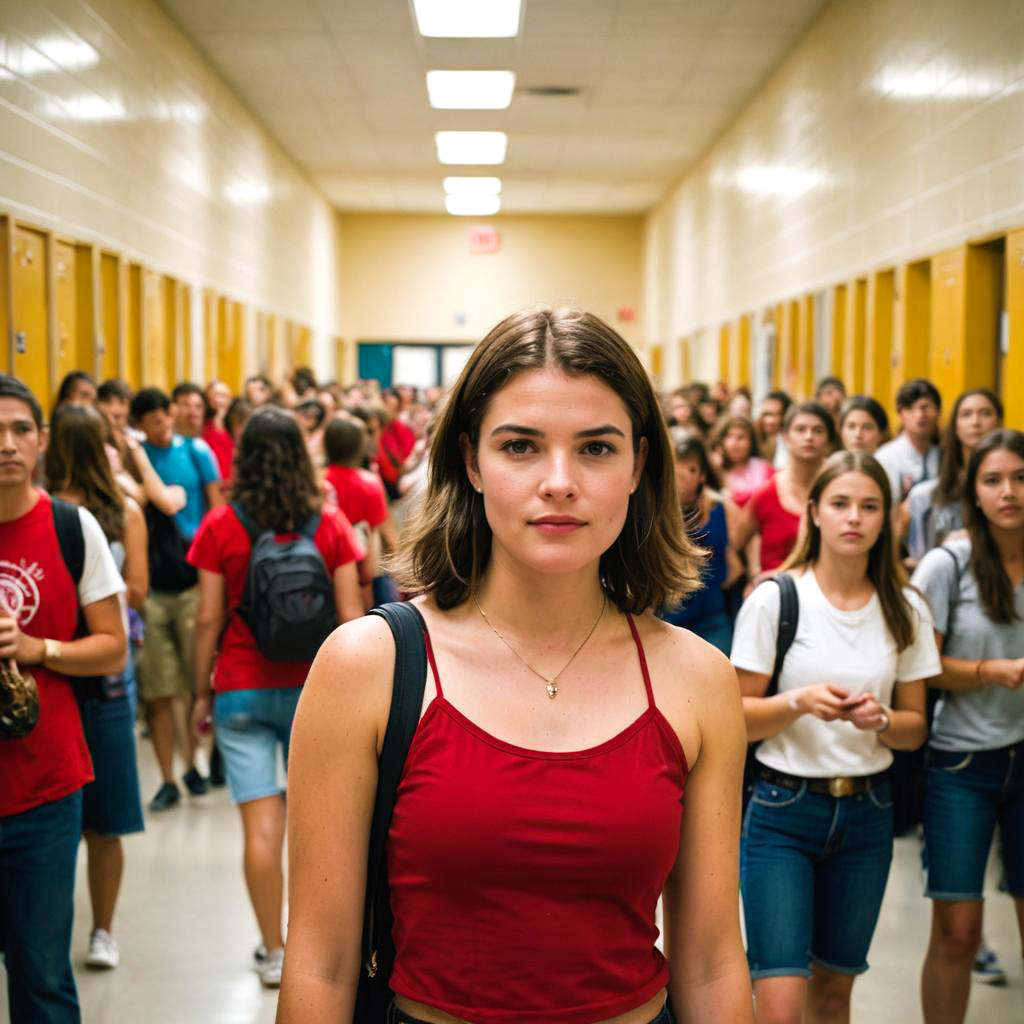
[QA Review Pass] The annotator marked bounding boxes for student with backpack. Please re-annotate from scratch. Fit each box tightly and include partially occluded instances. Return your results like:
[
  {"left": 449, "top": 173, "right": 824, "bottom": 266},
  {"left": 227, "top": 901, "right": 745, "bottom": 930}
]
[
  {"left": 0, "top": 376, "right": 126, "bottom": 1023},
  {"left": 187, "top": 406, "right": 363, "bottom": 988},
  {"left": 732, "top": 450, "right": 939, "bottom": 1024}
]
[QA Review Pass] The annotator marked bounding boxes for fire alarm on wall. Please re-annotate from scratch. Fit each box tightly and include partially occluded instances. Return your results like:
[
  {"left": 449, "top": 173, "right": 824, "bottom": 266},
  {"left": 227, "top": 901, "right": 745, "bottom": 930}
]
[
  {"left": 467, "top": 226, "right": 501, "bottom": 254},
  {"left": 618, "top": 307, "right": 636, "bottom": 323}
]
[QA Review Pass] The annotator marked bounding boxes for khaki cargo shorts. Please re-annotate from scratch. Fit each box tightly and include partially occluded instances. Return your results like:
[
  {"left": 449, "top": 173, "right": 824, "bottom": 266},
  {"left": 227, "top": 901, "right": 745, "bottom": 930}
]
[{"left": 139, "top": 587, "right": 199, "bottom": 702}]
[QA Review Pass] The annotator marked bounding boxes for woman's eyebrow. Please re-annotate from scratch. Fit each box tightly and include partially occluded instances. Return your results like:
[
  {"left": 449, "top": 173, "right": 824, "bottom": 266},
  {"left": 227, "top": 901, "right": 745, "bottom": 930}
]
[{"left": 489, "top": 423, "right": 626, "bottom": 439}]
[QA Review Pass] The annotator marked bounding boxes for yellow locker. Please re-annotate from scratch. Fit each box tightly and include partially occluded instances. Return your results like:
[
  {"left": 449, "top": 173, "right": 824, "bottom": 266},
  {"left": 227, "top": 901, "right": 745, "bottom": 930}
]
[
  {"left": 797, "top": 296, "right": 814, "bottom": 400},
  {"left": 202, "top": 289, "right": 218, "bottom": 383},
  {"left": 75, "top": 246, "right": 99, "bottom": 379},
  {"left": 98, "top": 254, "right": 121, "bottom": 382},
  {"left": 10, "top": 223, "right": 51, "bottom": 410},
  {"left": 335, "top": 336, "right": 348, "bottom": 385},
  {"left": 650, "top": 343, "right": 664, "bottom": 385},
  {"left": 292, "top": 323, "right": 313, "bottom": 372},
  {"left": 892, "top": 260, "right": 930, "bottom": 415},
  {"left": 930, "top": 244, "right": 1001, "bottom": 402},
  {"left": 830, "top": 283, "right": 847, "bottom": 380},
  {"left": 141, "top": 268, "right": 166, "bottom": 389},
  {"left": 735, "top": 315, "right": 752, "bottom": 390},
  {"left": 782, "top": 299, "right": 800, "bottom": 397},
  {"left": 718, "top": 323, "right": 731, "bottom": 386},
  {"left": 163, "top": 277, "right": 180, "bottom": 386},
  {"left": 218, "top": 301, "right": 245, "bottom": 394},
  {"left": 0, "top": 218, "right": 9, "bottom": 377},
  {"left": 843, "top": 278, "right": 867, "bottom": 394},
  {"left": 265, "top": 314, "right": 283, "bottom": 383},
  {"left": 1005, "top": 230, "right": 1024, "bottom": 429},
  {"left": 771, "top": 303, "right": 785, "bottom": 390},
  {"left": 181, "top": 285, "right": 193, "bottom": 383},
  {"left": 52, "top": 238, "right": 79, "bottom": 386},
  {"left": 123, "top": 264, "right": 142, "bottom": 388},
  {"left": 680, "top": 336, "right": 692, "bottom": 385},
  {"left": 867, "top": 270, "right": 894, "bottom": 409}
]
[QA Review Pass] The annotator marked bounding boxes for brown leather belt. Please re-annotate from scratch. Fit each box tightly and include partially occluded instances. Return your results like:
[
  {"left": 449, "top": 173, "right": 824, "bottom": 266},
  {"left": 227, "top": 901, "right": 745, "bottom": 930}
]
[{"left": 756, "top": 765, "right": 888, "bottom": 799}]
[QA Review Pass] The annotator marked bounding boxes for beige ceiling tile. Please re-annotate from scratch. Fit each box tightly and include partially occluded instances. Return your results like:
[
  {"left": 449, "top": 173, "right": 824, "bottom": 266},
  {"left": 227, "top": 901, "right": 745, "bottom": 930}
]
[
  {"left": 311, "top": 0, "right": 412, "bottom": 33},
  {"left": 159, "top": 0, "right": 326, "bottom": 34},
  {"left": 524, "top": 0, "right": 617, "bottom": 36}
]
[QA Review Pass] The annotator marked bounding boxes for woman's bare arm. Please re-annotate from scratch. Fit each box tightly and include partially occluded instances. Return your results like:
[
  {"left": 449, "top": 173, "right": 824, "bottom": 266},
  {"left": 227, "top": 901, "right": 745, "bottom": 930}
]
[
  {"left": 664, "top": 648, "right": 753, "bottom": 1023},
  {"left": 122, "top": 497, "right": 149, "bottom": 611},
  {"left": 720, "top": 495, "right": 745, "bottom": 589},
  {"left": 276, "top": 616, "right": 394, "bottom": 1023}
]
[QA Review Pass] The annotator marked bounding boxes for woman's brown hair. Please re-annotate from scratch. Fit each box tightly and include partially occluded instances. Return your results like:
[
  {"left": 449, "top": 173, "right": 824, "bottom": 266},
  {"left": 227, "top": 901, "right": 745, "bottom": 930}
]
[
  {"left": 782, "top": 451, "right": 916, "bottom": 650},
  {"left": 964, "top": 428, "right": 1024, "bottom": 624},
  {"left": 389, "top": 308, "right": 703, "bottom": 612},
  {"left": 710, "top": 415, "right": 761, "bottom": 470},
  {"left": 44, "top": 404, "right": 125, "bottom": 543},
  {"left": 232, "top": 407, "right": 321, "bottom": 531},
  {"left": 934, "top": 389, "right": 1003, "bottom": 507}
]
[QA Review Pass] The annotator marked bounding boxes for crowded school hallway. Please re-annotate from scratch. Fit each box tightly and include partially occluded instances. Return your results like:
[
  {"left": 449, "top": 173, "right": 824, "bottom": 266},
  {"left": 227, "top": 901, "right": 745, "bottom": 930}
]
[{"left": 2, "top": 1, "right": 1024, "bottom": 1023}]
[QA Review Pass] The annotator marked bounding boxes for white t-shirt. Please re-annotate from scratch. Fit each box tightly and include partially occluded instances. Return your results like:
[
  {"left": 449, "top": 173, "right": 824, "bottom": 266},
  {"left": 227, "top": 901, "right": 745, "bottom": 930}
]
[
  {"left": 874, "top": 433, "right": 939, "bottom": 504},
  {"left": 78, "top": 506, "right": 126, "bottom": 608},
  {"left": 731, "top": 568, "right": 941, "bottom": 777}
]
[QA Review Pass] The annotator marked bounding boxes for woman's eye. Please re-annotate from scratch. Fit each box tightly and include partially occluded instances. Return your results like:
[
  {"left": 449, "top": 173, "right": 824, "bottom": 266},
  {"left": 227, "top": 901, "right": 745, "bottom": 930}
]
[
  {"left": 582, "top": 441, "right": 614, "bottom": 457},
  {"left": 500, "top": 439, "right": 534, "bottom": 456}
]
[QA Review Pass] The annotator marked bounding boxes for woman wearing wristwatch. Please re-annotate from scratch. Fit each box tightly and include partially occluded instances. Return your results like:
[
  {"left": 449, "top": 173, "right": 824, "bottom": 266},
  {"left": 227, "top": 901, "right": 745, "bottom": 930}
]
[{"left": 732, "top": 450, "right": 940, "bottom": 1024}]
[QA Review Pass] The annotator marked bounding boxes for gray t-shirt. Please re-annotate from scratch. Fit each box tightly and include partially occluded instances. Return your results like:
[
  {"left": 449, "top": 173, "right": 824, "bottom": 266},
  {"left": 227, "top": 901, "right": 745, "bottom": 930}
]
[
  {"left": 912, "top": 538, "right": 1024, "bottom": 751},
  {"left": 905, "top": 478, "right": 964, "bottom": 563},
  {"left": 875, "top": 433, "right": 939, "bottom": 504}
]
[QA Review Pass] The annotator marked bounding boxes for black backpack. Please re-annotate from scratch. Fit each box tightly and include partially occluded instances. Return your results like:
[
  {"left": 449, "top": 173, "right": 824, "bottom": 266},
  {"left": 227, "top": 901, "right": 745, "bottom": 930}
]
[
  {"left": 742, "top": 573, "right": 799, "bottom": 809},
  {"left": 232, "top": 503, "right": 337, "bottom": 662}
]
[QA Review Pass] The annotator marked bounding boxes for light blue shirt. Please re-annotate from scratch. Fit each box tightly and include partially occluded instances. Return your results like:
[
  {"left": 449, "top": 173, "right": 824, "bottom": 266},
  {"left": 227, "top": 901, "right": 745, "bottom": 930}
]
[{"left": 141, "top": 435, "right": 220, "bottom": 541}]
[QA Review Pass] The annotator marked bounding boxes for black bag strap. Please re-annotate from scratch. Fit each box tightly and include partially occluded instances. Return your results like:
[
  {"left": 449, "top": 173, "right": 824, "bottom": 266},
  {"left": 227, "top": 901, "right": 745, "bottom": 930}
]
[
  {"left": 765, "top": 573, "right": 799, "bottom": 698},
  {"left": 298, "top": 513, "right": 322, "bottom": 541},
  {"left": 52, "top": 497, "right": 85, "bottom": 585},
  {"left": 231, "top": 502, "right": 262, "bottom": 545},
  {"left": 935, "top": 544, "right": 963, "bottom": 653},
  {"left": 361, "top": 600, "right": 428, "bottom": 977}
]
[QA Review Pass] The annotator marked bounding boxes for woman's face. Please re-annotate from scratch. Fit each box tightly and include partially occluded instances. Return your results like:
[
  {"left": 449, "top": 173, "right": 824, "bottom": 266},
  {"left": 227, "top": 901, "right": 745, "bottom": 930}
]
[
  {"left": 722, "top": 426, "right": 752, "bottom": 466},
  {"left": 467, "top": 368, "right": 646, "bottom": 579},
  {"left": 975, "top": 448, "right": 1024, "bottom": 532},
  {"left": 955, "top": 395, "right": 1000, "bottom": 452},
  {"left": 728, "top": 394, "right": 752, "bottom": 418},
  {"left": 785, "top": 412, "right": 831, "bottom": 463},
  {"left": 812, "top": 471, "right": 886, "bottom": 559},
  {"left": 68, "top": 379, "right": 97, "bottom": 406},
  {"left": 674, "top": 456, "right": 703, "bottom": 506},
  {"left": 759, "top": 399, "right": 783, "bottom": 438},
  {"left": 840, "top": 410, "right": 882, "bottom": 455},
  {"left": 207, "top": 381, "right": 232, "bottom": 414},
  {"left": 669, "top": 396, "right": 693, "bottom": 425}
]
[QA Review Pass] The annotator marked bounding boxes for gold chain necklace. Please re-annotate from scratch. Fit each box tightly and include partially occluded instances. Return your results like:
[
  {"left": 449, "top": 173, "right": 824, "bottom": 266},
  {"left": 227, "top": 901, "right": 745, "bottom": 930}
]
[{"left": 473, "top": 593, "right": 607, "bottom": 700}]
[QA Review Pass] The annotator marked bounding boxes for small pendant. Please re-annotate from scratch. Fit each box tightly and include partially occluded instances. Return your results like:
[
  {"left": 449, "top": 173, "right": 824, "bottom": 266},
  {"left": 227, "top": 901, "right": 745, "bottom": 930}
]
[{"left": 547, "top": 679, "right": 558, "bottom": 700}]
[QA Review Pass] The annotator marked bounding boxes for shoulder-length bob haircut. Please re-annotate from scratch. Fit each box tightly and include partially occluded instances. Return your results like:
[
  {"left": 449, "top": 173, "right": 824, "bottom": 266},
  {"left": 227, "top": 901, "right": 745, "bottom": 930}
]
[
  {"left": 710, "top": 415, "right": 761, "bottom": 469},
  {"left": 783, "top": 399, "right": 840, "bottom": 451},
  {"left": 782, "top": 450, "right": 916, "bottom": 650},
  {"left": 964, "top": 428, "right": 1024, "bottom": 624},
  {"left": 232, "top": 406, "right": 321, "bottom": 532},
  {"left": 389, "top": 308, "right": 703, "bottom": 613}
]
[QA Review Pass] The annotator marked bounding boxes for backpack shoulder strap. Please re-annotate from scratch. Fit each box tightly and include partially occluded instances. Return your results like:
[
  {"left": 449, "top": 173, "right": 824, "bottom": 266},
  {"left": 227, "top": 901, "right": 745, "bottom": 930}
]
[
  {"left": 361, "top": 601, "right": 428, "bottom": 978},
  {"left": 51, "top": 497, "right": 85, "bottom": 586},
  {"left": 231, "top": 502, "right": 261, "bottom": 545},
  {"left": 299, "top": 513, "right": 322, "bottom": 540},
  {"left": 765, "top": 573, "right": 799, "bottom": 698}
]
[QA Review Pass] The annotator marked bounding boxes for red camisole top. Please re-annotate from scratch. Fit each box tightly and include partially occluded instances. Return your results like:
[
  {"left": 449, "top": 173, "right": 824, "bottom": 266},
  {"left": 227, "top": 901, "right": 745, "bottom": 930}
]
[{"left": 386, "top": 615, "right": 688, "bottom": 1024}]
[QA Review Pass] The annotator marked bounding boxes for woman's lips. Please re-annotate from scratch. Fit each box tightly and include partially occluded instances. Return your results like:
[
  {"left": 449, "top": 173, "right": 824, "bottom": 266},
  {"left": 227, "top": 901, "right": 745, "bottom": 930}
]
[{"left": 530, "top": 517, "right": 585, "bottom": 535}]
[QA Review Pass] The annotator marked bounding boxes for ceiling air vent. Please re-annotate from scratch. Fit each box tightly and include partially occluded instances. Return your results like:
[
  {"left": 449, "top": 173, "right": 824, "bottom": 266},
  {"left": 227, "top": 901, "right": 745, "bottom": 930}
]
[{"left": 521, "top": 85, "right": 583, "bottom": 97}]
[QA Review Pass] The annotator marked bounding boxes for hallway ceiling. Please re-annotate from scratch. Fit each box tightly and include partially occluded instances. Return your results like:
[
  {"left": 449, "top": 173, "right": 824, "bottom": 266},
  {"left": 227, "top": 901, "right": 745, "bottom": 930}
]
[{"left": 158, "top": 0, "right": 830, "bottom": 214}]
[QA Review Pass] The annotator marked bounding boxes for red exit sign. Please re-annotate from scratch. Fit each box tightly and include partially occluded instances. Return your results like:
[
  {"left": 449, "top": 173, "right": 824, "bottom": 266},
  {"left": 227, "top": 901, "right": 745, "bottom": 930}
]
[{"left": 467, "top": 225, "right": 501, "bottom": 254}]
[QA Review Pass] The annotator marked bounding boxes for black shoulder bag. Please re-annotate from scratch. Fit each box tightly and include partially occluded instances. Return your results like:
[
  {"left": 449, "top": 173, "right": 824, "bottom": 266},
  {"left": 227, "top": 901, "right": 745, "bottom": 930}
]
[
  {"left": 742, "top": 573, "right": 799, "bottom": 810},
  {"left": 356, "top": 600, "right": 428, "bottom": 1023}
]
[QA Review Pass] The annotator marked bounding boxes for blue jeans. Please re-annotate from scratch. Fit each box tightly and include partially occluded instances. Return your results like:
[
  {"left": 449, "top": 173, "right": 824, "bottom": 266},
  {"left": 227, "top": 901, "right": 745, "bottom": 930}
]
[
  {"left": 387, "top": 999, "right": 674, "bottom": 1023},
  {"left": 922, "top": 742, "right": 1024, "bottom": 899},
  {"left": 741, "top": 775, "right": 894, "bottom": 978},
  {"left": 0, "top": 790, "right": 83, "bottom": 1023},
  {"left": 213, "top": 687, "right": 302, "bottom": 804},
  {"left": 80, "top": 693, "right": 145, "bottom": 837}
]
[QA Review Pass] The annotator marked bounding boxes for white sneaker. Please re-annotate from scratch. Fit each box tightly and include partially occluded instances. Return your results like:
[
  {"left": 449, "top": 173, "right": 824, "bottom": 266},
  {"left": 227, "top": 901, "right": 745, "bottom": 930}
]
[
  {"left": 86, "top": 929, "right": 120, "bottom": 969},
  {"left": 258, "top": 947, "right": 284, "bottom": 988}
]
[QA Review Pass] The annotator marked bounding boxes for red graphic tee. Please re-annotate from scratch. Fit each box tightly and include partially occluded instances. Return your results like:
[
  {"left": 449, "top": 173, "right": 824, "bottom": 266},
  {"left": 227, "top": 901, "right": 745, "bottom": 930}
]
[
  {"left": 0, "top": 492, "right": 93, "bottom": 816},
  {"left": 187, "top": 504, "right": 362, "bottom": 693},
  {"left": 325, "top": 466, "right": 389, "bottom": 530}
]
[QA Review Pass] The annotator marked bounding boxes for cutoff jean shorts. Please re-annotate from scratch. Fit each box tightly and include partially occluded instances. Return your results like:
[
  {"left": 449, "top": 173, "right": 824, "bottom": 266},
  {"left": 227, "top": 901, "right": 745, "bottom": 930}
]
[
  {"left": 213, "top": 687, "right": 302, "bottom": 804},
  {"left": 741, "top": 774, "right": 894, "bottom": 979},
  {"left": 922, "top": 741, "right": 1024, "bottom": 900},
  {"left": 387, "top": 998, "right": 674, "bottom": 1024}
]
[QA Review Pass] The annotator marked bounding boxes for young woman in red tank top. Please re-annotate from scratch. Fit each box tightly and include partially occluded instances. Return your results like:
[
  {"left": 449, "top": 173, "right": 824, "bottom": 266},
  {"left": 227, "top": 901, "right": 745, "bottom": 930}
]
[{"left": 279, "top": 310, "right": 754, "bottom": 1024}]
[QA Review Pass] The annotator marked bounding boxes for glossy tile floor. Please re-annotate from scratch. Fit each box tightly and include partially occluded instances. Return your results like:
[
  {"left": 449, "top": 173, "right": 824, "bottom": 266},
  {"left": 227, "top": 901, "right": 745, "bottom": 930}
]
[{"left": 2, "top": 741, "right": 1022, "bottom": 1023}]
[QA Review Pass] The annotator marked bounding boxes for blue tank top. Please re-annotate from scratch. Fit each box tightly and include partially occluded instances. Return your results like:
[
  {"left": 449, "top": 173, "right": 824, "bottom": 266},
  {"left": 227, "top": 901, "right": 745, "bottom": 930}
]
[{"left": 662, "top": 500, "right": 727, "bottom": 627}]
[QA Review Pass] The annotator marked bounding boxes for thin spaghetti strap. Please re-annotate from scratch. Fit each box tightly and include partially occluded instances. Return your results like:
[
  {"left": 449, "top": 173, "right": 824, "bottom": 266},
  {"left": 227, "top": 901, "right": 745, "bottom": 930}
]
[
  {"left": 421, "top": 626, "right": 444, "bottom": 699},
  {"left": 625, "top": 613, "right": 655, "bottom": 709}
]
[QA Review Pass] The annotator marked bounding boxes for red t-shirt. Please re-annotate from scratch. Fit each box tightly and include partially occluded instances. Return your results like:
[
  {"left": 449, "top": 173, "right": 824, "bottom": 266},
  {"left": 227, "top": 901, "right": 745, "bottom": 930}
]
[
  {"left": 0, "top": 492, "right": 93, "bottom": 816},
  {"left": 187, "top": 504, "right": 362, "bottom": 693},
  {"left": 325, "top": 466, "right": 389, "bottom": 530},
  {"left": 750, "top": 476, "right": 802, "bottom": 571},
  {"left": 202, "top": 423, "right": 235, "bottom": 485},
  {"left": 376, "top": 420, "right": 416, "bottom": 488}
]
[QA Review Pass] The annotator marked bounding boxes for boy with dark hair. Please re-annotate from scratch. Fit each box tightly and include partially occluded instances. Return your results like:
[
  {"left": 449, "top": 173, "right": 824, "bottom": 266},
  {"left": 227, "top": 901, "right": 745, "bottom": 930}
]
[
  {"left": 130, "top": 387, "right": 223, "bottom": 810},
  {"left": 170, "top": 381, "right": 206, "bottom": 440},
  {"left": 814, "top": 375, "right": 847, "bottom": 419},
  {"left": 0, "top": 374, "right": 126, "bottom": 1023},
  {"left": 875, "top": 378, "right": 942, "bottom": 504}
]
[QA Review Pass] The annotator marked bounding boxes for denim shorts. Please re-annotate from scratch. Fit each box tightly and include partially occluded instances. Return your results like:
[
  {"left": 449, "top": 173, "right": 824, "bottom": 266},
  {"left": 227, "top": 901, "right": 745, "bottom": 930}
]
[
  {"left": 741, "top": 775, "right": 894, "bottom": 979},
  {"left": 80, "top": 692, "right": 145, "bottom": 837},
  {"left": 387, "top": 998, "right": 674, "bottom": 1023},
  {"left": 213, "top": 687, "right": 302, "bottom": 804},
  {"left": 922, "top": 742, "right": 1024, "bottom": 900}
]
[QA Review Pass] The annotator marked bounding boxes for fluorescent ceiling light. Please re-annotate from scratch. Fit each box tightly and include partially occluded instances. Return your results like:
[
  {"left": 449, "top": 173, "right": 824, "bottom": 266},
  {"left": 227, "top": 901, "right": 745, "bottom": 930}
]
[
  {"left": 7, "top": 36, "right": 99, "bottom": 76},
  {"left": 413, "top": 0, "right": 522, "bottom": 38},
  {"left": 435, "top": 131, "right": 507, "bottom": 165},
  {"left": 427, "top": 70, "right": 515, "bottom": 109},
  {"left": 873, "top": 63, "right": 1003, "bottom": 100},
  {"left": 733, "top": 165, "right": 824, "bottom": 198},
  {"left": 44, "top": 94, "right": 126, "bottom": 122},
  {"left": 443, "top": 176, "right": 502, "bottom": 196},
  {"left": 445, "top": 195, "right": 501, "bottom": 216},
  {"left": 224, "top": 180, "right": 271, "bottom": 205}
]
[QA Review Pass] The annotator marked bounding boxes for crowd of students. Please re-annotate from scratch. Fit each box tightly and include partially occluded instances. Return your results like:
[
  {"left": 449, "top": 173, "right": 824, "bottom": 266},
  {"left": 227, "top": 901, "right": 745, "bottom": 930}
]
[{"left": 0, "top": 317, "right": 1020, "bottom": 1024}]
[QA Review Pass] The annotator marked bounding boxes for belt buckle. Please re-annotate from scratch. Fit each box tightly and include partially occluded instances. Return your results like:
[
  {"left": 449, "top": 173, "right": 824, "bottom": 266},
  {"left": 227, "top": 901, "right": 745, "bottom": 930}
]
[{"left": 828, "top": 777, "right": 855, "bottom": 798}]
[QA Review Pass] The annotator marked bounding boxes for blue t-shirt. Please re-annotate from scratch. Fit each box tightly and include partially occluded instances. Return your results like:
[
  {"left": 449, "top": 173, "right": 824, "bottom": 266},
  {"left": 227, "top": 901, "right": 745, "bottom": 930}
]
[{"left": 141, "top": 435, "right": 220, "bottom": 541}]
